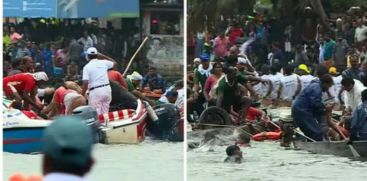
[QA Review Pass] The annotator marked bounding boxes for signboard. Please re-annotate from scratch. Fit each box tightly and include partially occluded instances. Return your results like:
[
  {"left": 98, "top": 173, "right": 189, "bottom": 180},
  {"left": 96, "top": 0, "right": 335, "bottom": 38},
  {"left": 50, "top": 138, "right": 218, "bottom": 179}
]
[
  {"left": 4, "top": 0, "right": 57, "bottom": 18},
  {"left": 58, "top": 0, "right": 140, "bottom": 18},
  {"left": 4, "top": 0, "right": 139, "bottom": 18}
]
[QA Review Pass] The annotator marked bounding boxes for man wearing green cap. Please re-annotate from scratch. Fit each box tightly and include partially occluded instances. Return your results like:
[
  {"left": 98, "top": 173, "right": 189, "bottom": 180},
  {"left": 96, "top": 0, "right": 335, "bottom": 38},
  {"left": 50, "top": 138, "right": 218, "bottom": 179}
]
[{"left": 42, "top": 116, "right": 94, "bottom": 181}]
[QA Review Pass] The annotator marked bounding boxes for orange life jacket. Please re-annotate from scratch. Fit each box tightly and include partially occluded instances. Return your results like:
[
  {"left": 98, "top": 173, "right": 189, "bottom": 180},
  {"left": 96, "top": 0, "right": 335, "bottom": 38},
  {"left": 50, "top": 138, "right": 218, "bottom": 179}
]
[{"left": 252, "top": 131, "right": 281, "bottom": 141}]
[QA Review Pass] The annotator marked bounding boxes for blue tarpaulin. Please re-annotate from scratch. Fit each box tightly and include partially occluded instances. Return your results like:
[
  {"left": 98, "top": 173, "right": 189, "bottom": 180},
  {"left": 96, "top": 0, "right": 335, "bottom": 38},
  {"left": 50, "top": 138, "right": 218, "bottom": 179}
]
[{"left": 4, "top": 0, "right": 140, "bottom": 18}]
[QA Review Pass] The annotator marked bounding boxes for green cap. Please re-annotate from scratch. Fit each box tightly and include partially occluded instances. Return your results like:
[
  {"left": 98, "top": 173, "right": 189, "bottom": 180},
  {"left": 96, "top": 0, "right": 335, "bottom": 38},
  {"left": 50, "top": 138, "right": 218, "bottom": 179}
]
[{"left": 42, "top": 116, "right": 93, "bottom": 167}]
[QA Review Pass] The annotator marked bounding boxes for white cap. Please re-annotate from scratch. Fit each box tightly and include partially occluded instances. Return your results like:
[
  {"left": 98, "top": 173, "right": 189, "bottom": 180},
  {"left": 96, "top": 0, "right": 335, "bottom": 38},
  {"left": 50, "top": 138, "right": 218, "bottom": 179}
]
[
  {"left": 193, "top": 58, "right": 201, "bottom": 62},
  {"left": 237, "top": 57, "right": 248, "bottom": 64},
  {"left": 86, "top": 47, "right": 98, "bottom": 55},
  {"left": 127, "top": 71, "right": 143, "bottom": 81},
  {"left": 32, "top": 72, "right": 48, "bottom": 81}
]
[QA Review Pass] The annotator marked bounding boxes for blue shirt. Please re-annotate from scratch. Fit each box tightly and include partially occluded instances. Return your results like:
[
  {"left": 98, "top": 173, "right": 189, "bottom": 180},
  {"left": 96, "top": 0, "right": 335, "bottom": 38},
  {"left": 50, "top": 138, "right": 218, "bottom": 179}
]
[
  {"left": 350, "top": 102, "right": 367, "bottom": 140},
  {"left": 293, "top": 79, "right": 326, "bottom": 113},
  {"left": 141, "top": 74, "right": 166, "bottom": 92}
]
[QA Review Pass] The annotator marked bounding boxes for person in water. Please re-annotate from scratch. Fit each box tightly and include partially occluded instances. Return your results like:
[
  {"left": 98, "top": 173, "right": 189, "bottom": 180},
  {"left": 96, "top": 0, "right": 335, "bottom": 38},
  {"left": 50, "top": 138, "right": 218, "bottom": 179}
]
[{"left": 224, "top": 145, "right": 243, "bottom": 163}]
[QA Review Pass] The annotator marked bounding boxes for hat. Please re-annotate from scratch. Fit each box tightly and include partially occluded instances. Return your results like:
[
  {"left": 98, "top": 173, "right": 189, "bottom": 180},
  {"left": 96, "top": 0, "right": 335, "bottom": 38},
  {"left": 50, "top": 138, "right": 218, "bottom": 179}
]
[
  {"left": 127, "top": 71, "right": 143, "bottom": 81},
  {"left": 329, "top": 67, "right": 339, "bottom": 75},
  {"left": 298, "top": 64, "right": 310, "bottom": 74},
  {"left": 237, "top": 57, "right": 248, "bottom": 65},
  {"left": 43, "top": 116, "right": 93, "bottom": 166},
  {"left": 86, "top": 47, "right": 98, "bottom": 55},
  {"left": 199, "top": 54, "right": 210, "bottom": 62},
  {"left": 32, "top": 72, "right": 48, "bottom": 81}
]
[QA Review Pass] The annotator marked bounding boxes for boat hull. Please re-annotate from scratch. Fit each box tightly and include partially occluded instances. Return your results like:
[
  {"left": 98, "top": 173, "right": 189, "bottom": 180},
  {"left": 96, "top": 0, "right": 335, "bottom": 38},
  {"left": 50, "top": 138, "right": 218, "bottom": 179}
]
[
  {"left": 3, "top": 127, "right": 45, "bottom": 154},
  {"left": 294, "top": 140, "right": 367, "bottom": 160}
]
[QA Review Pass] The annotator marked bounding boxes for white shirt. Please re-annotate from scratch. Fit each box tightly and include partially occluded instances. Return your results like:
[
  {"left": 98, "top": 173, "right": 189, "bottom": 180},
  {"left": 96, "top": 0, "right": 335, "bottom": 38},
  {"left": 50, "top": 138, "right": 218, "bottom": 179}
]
[
  {"left": 253, "top": 74, "right": 272, "bottom": 97},
  {"left": 329, "top": 75, "right": 343, "bottom": 103},
  {"left": 280, "top": 74, "right": 299, "bottom": 101},
  {"left": 355, "top": 25, "right": 367, "bottom": 42},
  {"left": 269, "top": 73, "right": 283, "bottom": 99},
  {"left": 82, "top": 59, "right": 113, "bottom": 89},
  {"left": 299, "top": 74, "right": 316, "bottom": 92},
  {"left": 343, "top": 79, "right": 367, "bottom": 111},
  {"left": 78, "top": 36, "right": 94, "bottom": 51},
  {"left": 44, "top": 173, "right": 89, "bottom": 181}
]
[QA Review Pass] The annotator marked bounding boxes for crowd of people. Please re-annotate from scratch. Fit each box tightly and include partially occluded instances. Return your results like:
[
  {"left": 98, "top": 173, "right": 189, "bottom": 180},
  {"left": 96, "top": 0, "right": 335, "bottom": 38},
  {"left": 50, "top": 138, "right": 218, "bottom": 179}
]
[
  {"left": 187, "top": 7, "right": 367, "bottom": 143},
  {"left": 3, "top": 20, "right": 184, "bottom": 120},
  {"left": 3, "top": 19, "right": 142, "bottom": 80}
]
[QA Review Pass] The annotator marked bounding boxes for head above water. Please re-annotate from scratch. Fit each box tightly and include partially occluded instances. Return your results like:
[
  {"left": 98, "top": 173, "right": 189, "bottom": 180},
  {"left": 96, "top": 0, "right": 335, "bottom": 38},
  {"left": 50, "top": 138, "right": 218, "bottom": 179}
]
[{"left": 226, "top": 145, "right": 242, "bottom": 157}]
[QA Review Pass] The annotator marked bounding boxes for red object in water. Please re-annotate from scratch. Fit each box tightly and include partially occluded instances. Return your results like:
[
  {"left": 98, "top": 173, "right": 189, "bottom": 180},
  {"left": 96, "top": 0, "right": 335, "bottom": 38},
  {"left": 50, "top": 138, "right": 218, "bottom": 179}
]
[{"left": 252, "top": 132, "right": 281, "bottom": 141}]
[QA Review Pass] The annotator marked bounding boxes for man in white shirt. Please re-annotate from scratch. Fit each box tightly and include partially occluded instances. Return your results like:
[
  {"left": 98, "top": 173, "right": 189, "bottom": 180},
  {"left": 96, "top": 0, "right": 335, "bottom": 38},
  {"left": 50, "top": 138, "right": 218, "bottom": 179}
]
[
  {"left": 328, "top": 67, "right": 343, "bottom": 104},
  {"left": 341, "top": 78, "right": 367, "bottom": 112},
  {"left": 42, "top": 116, "right": 94, "bottom": 181},
  {"left": 355, "top": 19, "right": 367, "bottom": 44},
  {"left": 82, "top": 47, "right": 114, "bottom": 115},
  {"left": 278, "top": 65, "right": 301, "bottom": 102},
  {"left": 268, "top": 64, "right": 283, "bottom": 99},
  {"left": 297, "top": 64, "right": 316, "bottom": 92},
  {"left": 78, "top": 31, "right": 94, "bottom": 51}
]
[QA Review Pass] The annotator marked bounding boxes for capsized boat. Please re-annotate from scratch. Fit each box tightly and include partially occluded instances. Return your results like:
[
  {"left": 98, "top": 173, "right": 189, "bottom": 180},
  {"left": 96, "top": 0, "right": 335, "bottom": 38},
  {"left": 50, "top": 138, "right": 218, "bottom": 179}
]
[{"left": 293, "top": 140, "right": 367, "bottom": 160}]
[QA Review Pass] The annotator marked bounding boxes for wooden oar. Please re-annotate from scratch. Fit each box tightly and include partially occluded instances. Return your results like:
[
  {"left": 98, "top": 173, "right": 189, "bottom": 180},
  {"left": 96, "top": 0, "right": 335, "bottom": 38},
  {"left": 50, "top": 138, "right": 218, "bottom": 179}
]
[
  {"left": 122, "top": 36, "right": 149, "bottom": 77},
  {"left": 334, "top": 125, "right": 361, "bottom": 158}
]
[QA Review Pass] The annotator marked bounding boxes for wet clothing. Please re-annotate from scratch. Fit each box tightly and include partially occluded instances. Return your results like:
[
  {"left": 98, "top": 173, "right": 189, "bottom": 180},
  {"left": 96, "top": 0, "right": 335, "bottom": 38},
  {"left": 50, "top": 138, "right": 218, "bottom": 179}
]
[
  {"left": 292, "top": 79, "right": 326, "bottom": 141},
  {"left": 3, "top": 73, "right": 36, "bottom": 96},
  {"left": 350, "top": 102, "right": 367, "bottom": 141}
]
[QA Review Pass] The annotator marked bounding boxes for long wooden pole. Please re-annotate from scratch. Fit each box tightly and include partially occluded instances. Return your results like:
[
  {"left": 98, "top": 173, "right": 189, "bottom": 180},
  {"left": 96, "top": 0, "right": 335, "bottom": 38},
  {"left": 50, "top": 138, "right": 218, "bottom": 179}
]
[{"left": 122, "top": 36, "right": 149, "bottom": 77}]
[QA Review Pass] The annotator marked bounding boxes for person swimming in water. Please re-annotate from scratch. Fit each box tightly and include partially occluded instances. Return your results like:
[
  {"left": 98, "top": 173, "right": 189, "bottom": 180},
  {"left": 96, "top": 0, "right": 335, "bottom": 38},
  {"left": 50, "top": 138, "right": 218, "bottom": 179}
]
[{"left": 224, "top": 145, "right": 243, "bottom": 163}]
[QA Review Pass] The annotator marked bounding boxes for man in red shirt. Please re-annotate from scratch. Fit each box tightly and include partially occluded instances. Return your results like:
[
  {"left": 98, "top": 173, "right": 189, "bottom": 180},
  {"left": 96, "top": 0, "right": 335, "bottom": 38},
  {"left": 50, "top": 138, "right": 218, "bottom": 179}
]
[
  {"left": 108, "top": 67, "right": 128, "bottom": 90},
  {"left": 42, "top": 82, "right": 86, "bottom": 118},
  {"left": 234, "top": 96, "right": 267, "bottom": 124},
  {"left": 3, "top": 72, "right": 48, "bottom": 112}
]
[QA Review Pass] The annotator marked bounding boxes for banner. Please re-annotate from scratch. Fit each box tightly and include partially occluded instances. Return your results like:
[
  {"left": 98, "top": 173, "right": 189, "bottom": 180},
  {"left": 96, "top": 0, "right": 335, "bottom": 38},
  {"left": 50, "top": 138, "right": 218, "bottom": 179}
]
[
  {"left": 4, "top": 0, "right": 140, "bottom": 18},
  {"left": 4, "top": 0, "right": 57, "bottom": 18}
]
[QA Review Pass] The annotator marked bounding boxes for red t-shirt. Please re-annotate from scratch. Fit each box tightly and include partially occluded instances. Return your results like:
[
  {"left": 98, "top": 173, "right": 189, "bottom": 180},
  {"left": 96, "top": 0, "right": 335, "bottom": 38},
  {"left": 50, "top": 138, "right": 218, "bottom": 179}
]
[
  {"left": 229, "top": 28, "right": 243, "bottom": 45},
  {"left": 246, "top": 107, "right": 262, "bottom": 122},
  {"left": 108, "top": 70, "right": 128, "bottom": 89},
  {"left": 54, "top": 87, "right": 74, "bottom": 105},
  {"left": 3, "top": 73, "right": 36, "bottom": 96}
]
